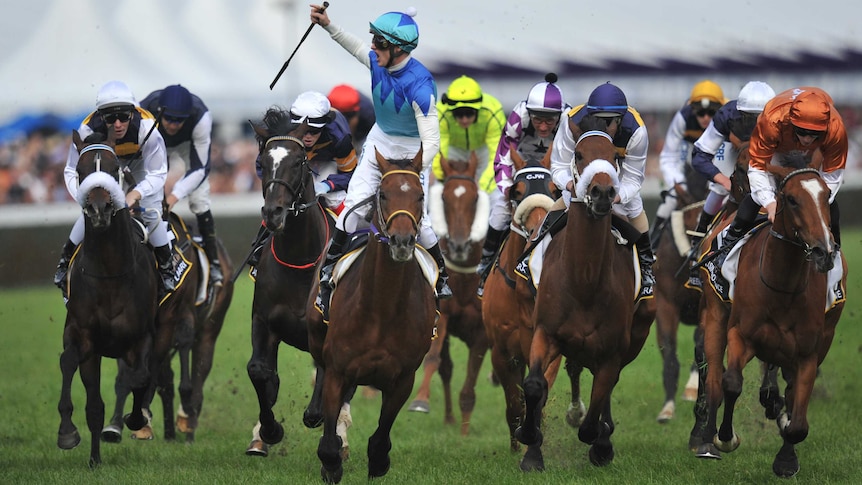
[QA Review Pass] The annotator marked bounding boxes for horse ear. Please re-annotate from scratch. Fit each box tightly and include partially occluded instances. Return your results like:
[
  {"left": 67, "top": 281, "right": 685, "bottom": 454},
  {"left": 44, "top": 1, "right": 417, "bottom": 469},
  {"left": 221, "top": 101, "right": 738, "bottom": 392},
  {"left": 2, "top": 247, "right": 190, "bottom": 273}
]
[
  {"left": 374, "top": 146, "right": 388, "bottom": 171},
  {"left": 411, "top": 146, "right": 424, "bottom": 173},
  {"left": 538, "top": 147, "right": 552, "bottom": 170},
  {"left": 72, "top": 129, "right": 83, "bottom": 152},
  {"left": 440, "top": 152, "right": 451, "bottom": 176},
  {"left": 249, "top": 120, "right": 269, "bottom": 140},
  {"left": 467, "top": 151, "right": 479, "bottom": 175},
  {"left": 510, "top": 143, "right": 526, "bottom": 171},
  {"left": 105, "top": 127, "right": 117, "bottom": 147}
]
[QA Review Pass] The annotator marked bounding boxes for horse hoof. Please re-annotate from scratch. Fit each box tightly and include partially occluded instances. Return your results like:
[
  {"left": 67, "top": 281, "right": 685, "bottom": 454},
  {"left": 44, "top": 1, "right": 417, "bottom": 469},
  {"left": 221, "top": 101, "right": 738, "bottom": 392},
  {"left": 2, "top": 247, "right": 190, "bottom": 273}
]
[
  {"left": 519, "top": 446, "right": 545, "bottom": 472},
  {"left": 57, "top": 430, "right": 81, "bottom": 450},
  {"left": 101, "top": 424, "right": 123, "bottom": 443},
  {"left": 302, "top": 410, "right": 324, "bottom": 429},
  {"left": 565, "top": 401, "right": 586, "bottom": 428},
  {"left": 340, "top": 445, "right": 350, "bottom": 462},
  {"left": 260, "top": 422, "right": 284, "bottom": 445},
  {"left": 714, "top": 432, "right": 740, "bottom": 453},
  {"left": 320, "top": 465, "right": 343, "bottom": 484},
  {"left": 588, "top": 443, "right": 615, "bottom": 466},
  {"left": 657, "top": 401, "right": 675, "bottom": 423},
  {"left": 246, "top": 439, "right": 269, "bottom": 457},
  {"left": 695, "top": 442, "right": 722, "bottom": 459},
  {"left": 176, "top": 414, "right": 193, "bottom": 434},
  {"left": 123, "top": 409, "right": 150, "bottom": 431},
  {"left": 773, "top": 456, "right": 800, "bottom": 478},
  {"left": 682, "top": 387, "right": 698, "bottom": 402},
  {"left": 131, "top": 425, "right": 154, "bottom": 440},
  {"left": 407, "top": 400, "right": 430, "bottom": 413}
]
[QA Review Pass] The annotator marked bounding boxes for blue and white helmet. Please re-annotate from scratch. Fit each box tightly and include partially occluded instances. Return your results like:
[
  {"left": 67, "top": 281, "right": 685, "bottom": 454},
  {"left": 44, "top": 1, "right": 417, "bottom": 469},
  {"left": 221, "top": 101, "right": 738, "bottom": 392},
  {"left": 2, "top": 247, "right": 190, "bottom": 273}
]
[
  {"left": 525, "top": 73, "right": 565, "bottom": 114},
  {"left": 586, "top": 82, "right": 628, "bottom": 117},
  {"left": 369, "top": 9, "right": 419, "bottom": 52}
]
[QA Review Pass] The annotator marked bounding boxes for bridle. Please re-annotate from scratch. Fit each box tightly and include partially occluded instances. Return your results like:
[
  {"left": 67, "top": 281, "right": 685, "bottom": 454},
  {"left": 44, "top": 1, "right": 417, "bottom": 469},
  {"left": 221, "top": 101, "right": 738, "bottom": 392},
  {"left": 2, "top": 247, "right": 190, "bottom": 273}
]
[
  {"left": 570, "top": 130, "right": 619, "bottom": 217},
  {"left": 78, "top": 143, "right": 123, "bottom": 217},
  {"left": 373, "top": 169, "right": 422, "bottom": 242},
  {"left": 769, "top": 168, "right": 822, "bottom": 256},
  {"left": 261, "top": 135, "right": 315, "bottom": 216}
]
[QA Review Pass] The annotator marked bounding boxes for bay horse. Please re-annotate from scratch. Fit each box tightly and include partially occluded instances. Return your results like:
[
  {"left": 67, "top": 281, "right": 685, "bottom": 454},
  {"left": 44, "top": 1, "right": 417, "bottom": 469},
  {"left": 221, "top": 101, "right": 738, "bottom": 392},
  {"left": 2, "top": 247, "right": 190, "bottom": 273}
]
[
  {"left": 408, "top": 151, "right": 490, "bottom": 436},
  {"left": 481, "top": 148, "right": 580, "bottom": 457},
  {"left": 57, "top": 130, "right": 158, "bottom": 467},
  {"left": 308, "top": 148, "right": 437, "bottom": 483},
  {"left": 515, "top": 130, "right": 655, "bottom": 470},
  {"left": 101, "top": 212, "right": 235, "bottom": 443},
  {"left": 244, "top": 110, "right": 354, "bottom": 458},
  {"left": 695, "top": 164, "right": 846, "bottom": 478}
]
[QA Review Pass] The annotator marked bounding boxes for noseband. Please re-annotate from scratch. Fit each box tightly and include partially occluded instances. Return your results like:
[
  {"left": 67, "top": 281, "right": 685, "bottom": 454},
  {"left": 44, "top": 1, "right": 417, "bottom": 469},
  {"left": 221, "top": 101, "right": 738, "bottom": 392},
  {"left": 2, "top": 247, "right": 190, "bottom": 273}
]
[
  {"left": 374, "top": 169, "right": 421, "bottom": 241},
  {"left": 262, "top": 135, "right": 314, "bottom": 216},
  {"left": 571, "top": 130, "right": 619, "bottom": 216},
  {"left": 78, "top": 144, "right": 124, "bottom": 216}
]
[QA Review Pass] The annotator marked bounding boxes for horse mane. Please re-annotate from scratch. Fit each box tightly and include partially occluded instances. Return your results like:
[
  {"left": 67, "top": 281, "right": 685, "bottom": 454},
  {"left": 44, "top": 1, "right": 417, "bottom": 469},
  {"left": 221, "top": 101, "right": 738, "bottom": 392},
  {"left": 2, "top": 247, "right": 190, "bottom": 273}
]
[{"left": 84, "top": 132, "right": 108, "bottom": 144}]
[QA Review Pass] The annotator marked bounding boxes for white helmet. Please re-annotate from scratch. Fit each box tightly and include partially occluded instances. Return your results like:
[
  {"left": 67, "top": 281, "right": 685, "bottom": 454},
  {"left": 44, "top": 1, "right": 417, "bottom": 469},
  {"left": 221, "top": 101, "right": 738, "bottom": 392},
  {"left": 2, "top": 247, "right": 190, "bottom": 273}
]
[
  {"left": 95, "top": 80, "right": 137, "bottom": 110},
  {"left": 737, "top": 81, "right": 776, "bottom": 113},
  {"left": 290, "top": 91, "right": 333, "bottom": 128}
]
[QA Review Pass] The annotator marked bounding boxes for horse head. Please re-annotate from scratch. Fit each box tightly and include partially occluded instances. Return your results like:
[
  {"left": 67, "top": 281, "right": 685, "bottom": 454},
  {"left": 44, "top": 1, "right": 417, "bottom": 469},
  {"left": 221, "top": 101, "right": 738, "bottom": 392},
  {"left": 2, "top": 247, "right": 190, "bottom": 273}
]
[
  {"left": 251, "top": 109, "right": 314, "bottom": 232},
  {"left": 509, "top": 148, "right": 558, "bottom": 238},
  {"left": 571, "top": 127, "right": 619, "bottom": 218},
  {"left": 374, "top": 147, "right": 424, "bottom": 263},
  {"left": 73, "top": 129, "right": 125, "bottom": 230},
  {"left": 433, "top": 151, "right": 486, "bottom": 264},
  {"left": 769, "top": 164, "right": 836, "bottom": 273}
]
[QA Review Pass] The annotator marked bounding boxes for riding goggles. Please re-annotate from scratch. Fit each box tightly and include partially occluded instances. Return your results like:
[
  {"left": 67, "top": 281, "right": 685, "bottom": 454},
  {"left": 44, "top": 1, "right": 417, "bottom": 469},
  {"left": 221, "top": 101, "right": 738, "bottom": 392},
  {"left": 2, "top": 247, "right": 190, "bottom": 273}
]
[
  {"left": 101, "top": 111, "right": 132, "bottom": 124},
  {"left": 793, "top": 126, "right": 826, "bottom": 138},
  {"left": 371, "top": 34, "right": 392, "bottom": 50}
]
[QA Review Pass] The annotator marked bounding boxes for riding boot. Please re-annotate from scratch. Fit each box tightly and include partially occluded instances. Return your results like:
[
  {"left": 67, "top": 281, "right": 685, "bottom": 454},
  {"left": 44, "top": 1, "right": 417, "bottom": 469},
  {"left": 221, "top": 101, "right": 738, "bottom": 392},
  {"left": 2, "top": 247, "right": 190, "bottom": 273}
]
[
  {"left": 636, "top": 232, "right": 656, "bottom": 289},
  {"left": 649, "top": 216, "right": 667, "bottom": 252},
  {"left": 427, "top": 243, "right": 453, "bottom": 300},
  {"left": 315, "top": 228, "right": 349, "bottom": 320},
  {"left": 247, "top": 223, "right": 270, "bottom": 267},
  {"left": 53, "top": 239, "right": 76, "bottom": 296},
  {"left": 154, "top": 244, "right": 176, "bottom": 294},
  {"left": 477, "top": 227, "right": 507, "bottom": 281},
  {"left": 688, "top": 210, "right": 714, "bottom": 261},
  {"left": 196, "top": 211, "right": 223, "bottom": 287}
]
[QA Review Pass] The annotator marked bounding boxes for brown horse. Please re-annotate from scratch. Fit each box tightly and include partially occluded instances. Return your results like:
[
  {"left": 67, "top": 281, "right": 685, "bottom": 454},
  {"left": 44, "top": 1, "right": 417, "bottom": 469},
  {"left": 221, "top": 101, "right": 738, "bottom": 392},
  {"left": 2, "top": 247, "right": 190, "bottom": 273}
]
[
  {"left": 101, "top": 212, "right": 235, "bottom": 443},
  {"left": 515, "top": 130, "right": 655, "bottom": 470},
  {"left": 57, "top": 131, "right": 158, "bottom": 467},
  {"left": 481, "top": 148, "right": 579, "bottom": 456},
  {"left": 308, "top": 148, "right": 437, "bottom": 483},
  {"left": 244, "top": 111, "right": 348, "bottom": 458},
  {"left": 408, "top": 152, "right": 490, "bottom": 436},
  {"left": 695, "top": 165, "right": 846, "bottom": 478}
]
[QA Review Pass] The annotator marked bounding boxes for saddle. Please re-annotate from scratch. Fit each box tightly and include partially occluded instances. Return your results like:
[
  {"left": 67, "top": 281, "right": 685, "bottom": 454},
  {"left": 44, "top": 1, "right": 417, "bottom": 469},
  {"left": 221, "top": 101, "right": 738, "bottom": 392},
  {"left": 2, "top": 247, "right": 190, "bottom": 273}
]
[{"left": 166, "top": 212, "right": 213, "bottom": 306}]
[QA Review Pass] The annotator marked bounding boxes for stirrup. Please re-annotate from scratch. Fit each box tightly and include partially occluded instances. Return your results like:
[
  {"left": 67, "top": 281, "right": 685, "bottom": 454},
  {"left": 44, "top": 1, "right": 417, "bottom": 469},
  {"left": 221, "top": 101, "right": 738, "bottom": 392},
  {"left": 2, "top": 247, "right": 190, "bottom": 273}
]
[
  {"left": 437, "top": 277, "right": 453, "bottom": 300},
  {"left": 209, "top": 263, "right": 224, "bottom": 286}
]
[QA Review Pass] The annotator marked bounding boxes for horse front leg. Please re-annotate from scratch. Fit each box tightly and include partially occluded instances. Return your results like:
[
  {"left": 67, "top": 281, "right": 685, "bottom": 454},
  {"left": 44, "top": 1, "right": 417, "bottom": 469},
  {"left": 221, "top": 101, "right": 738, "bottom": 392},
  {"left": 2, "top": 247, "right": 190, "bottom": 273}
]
[
  {"left": 57, "top": 342, "right": 81, "bottom": 451},
  {"left": 246, "top": 324, "right": 283, "bottom": 446},
  {"left": 689, "top": 325, "right": 710, "bottom": 451},
  {"left": 185, "top": 313, "right": 223, "bottom": 442},
  {"left": 695, "top": 299, "right": 727, "bottom": 459},
  {"left": 562, "top": 359, "right": 586, "bottom": 428},
  {"left": 515, "top": 326, "right": 557, "bottom": 472},
  {"left": 367, "top": 373, "right": 414, "bottom": 480},
  {"left": 79, "top": 355, "right": 104, "bottom": 468},
  {"left": 155, "top": 357, "right": 176, "bottom": 441},
  {"left": 655, "top": 296, "right": 681, "bottom": 423},
  {"left": 491, "top": 346, "right": 524, "bottom": 451},
  {"left": 408, "top": 315, "right": 448, "bottom": 414},
  {"left": 581, "top": 362, "right": 621, "bottom": 466},
  {"left": 102, "top": 361, "right": 131, "bottom": 443},
  {"left": 779, "top": 357, "right": 816, "bottom": 445},
  {"left": 458, "top": 339, "right": 488, "bottom": 435},
  {"left": 438, "top": 335, "right": 456, "bottom": 425},
  {"left": 318, "top": 370, "right": 347, "bottom": 484},
  {"left": 715, "top": 327, "right": 753, "bottom": 453}
]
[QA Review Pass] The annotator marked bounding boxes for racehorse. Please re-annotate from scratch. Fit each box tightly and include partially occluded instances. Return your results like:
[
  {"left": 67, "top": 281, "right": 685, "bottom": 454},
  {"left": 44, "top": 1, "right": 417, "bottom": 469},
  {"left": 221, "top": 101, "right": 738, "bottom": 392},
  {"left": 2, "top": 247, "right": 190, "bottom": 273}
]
[
  {"left": 408, "top": 152, "right": 490, "bottom": 436},
  {"left": 57, "top": 131, "right": 158, "bottom": 467},
  {"left": 244, "top": 110, "right": 351, "bottom": 458},
  {"left": 694, "top": 164, "right": 846, "bottom": 478},
  {"left": 308, "top": 148, "right": 437, "bottom": 483},
  {"left": 101, "top": 212, "right": 235, "bottom": 443},
  {"left": 515, "top": 129, "right": 654, "bottom": 470},
  {"left": 481, "top": 148, "right": 580, "bottom": 456}
]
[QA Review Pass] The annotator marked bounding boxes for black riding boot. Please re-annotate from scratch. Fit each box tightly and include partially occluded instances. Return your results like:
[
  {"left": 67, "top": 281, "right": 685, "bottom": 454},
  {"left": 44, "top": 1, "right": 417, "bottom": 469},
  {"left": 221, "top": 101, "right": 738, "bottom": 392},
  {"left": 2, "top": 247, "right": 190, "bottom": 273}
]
[
  {"left": 153, "top": 244, "right": 176, "bottom": 294},
  {"left": 315, "top": 228, "right": 349, "bottom": 321},
  {"left": 687, "top": 210, "right": 715, "bottom": 288},
  {"left": 710, "top": 194, "right": 758, "bottom": 268},
  {"left": 197, "top": 211, "right": 223, "bottom": 286},
  {"left": 53, "top": 239, "right": 76, "bottom": 296},
  {"left": 649, "top": 216, "right": 667, "bottom": 252},
  {"left": 830, "top": 200, "right": 841, "bottom": 246},
  {"left": 427, "top": 243, "right": 453, "bottom": 300},
  {"left": 247, "top": 223, "right": 270, "bottom": 267},
  {"left": 477, "top": 227, "right": 507, "bottom": 281},
  {"left": 636, "top": 232, "right": 656, "bottom": 289}
]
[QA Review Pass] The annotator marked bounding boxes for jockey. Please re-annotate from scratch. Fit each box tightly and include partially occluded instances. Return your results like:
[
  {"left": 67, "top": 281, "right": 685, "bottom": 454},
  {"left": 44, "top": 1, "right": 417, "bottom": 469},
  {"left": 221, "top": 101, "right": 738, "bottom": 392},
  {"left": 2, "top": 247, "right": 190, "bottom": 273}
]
[
  {"left": 309, "top": 5, "right": 449, "bottom": 316},
  {"left": 476, "top": 73, "right": 569, "bottom": 280},
  {"left": 327, "top": 84, "right": 376, "bottom": 152},
  {"left": 248, "top": 91, "right": 359, "bottom": 267},
  {"left": 650, "top": 79, "right": 727, "bottom": 249},
  {"left": 432, "top": 75, "right": 506, "bottom": 193},
  {"left": 550, "top": 81, "right": 655, "bottom": 288},
  {"left": 140, "top": 84, "right": 224, "bottom": 286},
  {"left": 54, "top": 80, "right": 174, "bottom": 296},
  {"left": 710, "top": 86, "right": 847, "bottom": 264},
  {"left": 688, "top": 81, "right": 776, "bottom": 259}
]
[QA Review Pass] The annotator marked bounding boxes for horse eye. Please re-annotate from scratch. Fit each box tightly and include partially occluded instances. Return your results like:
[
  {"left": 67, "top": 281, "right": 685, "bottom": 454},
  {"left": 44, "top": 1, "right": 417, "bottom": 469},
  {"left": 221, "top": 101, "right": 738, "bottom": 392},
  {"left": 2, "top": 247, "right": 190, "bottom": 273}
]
[{"left": 786, "top": 195, "right": 798, "bottom": 207}]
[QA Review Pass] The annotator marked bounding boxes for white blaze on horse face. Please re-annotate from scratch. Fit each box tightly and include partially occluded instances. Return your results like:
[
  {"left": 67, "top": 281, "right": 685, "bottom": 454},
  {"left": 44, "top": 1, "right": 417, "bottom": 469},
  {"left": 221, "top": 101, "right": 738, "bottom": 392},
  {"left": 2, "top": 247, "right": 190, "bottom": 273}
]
[
  {"left": 400, "top": 181, "right": 411, "bottom": 192},
  {"left": 800, "top": 178, "right": 831, "bottom": 240},
  {"left": 268, "top": 147, "right": 290, "bottom": 182},
  {"left": 453, "top": 186, "right": 467, "bottom": 198}
]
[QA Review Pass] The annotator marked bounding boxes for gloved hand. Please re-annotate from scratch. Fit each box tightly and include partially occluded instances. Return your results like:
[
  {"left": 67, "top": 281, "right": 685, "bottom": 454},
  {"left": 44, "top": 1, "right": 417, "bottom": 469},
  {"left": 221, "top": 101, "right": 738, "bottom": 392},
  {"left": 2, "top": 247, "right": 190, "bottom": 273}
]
[{"left": 314, "top": 181, "right": 331, "bottom": 197}]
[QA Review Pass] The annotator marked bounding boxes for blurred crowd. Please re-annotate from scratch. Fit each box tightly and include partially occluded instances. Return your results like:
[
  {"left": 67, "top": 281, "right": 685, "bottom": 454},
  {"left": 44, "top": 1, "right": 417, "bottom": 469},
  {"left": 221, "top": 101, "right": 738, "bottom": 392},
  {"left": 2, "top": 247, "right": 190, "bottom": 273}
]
[{"left": 2, "top": 106, "right": 860, "bottom": 206}]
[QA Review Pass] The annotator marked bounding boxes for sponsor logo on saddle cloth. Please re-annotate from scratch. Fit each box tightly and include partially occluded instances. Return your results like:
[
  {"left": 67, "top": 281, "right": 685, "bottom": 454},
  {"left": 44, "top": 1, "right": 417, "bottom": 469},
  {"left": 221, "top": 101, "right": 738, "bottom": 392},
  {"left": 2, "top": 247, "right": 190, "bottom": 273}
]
[
  {"left": 703, "top": 224, "right": 846, "bottom": 310},
  {"left": 514, "top": 227, "right": 652, "bottom": 303}
]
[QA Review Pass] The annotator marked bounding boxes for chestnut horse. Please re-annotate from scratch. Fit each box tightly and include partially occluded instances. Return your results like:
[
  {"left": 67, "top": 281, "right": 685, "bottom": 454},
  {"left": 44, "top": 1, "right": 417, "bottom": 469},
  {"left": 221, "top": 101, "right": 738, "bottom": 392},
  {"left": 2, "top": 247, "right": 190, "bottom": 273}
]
[
  {"left": 515, "top": 130, "right": 655, "bottom": 470},
  {"left": 695, "top": 165, "right": 846, "bottom": 478},
  {"left": 57, "top": 131, "right": 158, "bottom": 467},
  {"left": 308, "top": 149, "right": 437, "bottom": 483},
  {"left": 408, "top": 152, "right": 490, "bottom": 436},
  {"left": 244, "top": 111, "right": 349, "bottom": 458},
  {"left": 481, "top": 148, "right": 580, "bottom": 458}
]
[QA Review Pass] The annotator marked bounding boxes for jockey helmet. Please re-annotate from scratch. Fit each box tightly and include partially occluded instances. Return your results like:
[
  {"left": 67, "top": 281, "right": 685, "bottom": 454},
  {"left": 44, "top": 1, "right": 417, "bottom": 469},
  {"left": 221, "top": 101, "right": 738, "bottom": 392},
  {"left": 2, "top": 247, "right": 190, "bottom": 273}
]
[
  {"left": 736, "top": 81, "right": 776, "bottom": 113},
  {"left": 688, "top": 80, "right": 726, "bottom": 109},
  {"left": 526, "top": 73, "right": 565, "bottom": 114},
  {"left": 442, "top": 76, "right": 483, "bottom": 111},
  {"left": 586, "top": 82, "right": 628, "bottom": 117},
  {"left": 290, "top": 91, "right": 334, "bottom": 128},
  {"left": 789, "top": 89, "right": 831, "bottom": 131},
  {"left": 96, "top": 81, "right": 137, "bottom": 111},
  {"left": 327, "top": 84, "right": 361, "bottom": 113},
  {"left": 159, "top": 84, "right": 193, "bottom": 119},
  {"left": 369, "top": 9, "right": 419, "bottom": 52}
]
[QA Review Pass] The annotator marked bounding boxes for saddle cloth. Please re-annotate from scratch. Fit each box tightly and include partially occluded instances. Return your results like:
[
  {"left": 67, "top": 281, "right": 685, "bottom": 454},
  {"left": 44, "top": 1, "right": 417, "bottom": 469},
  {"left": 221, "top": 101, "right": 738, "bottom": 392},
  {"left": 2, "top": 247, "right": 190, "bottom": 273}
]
[{"left": 331, "top": 244, "right": 439, "bottom": 292}]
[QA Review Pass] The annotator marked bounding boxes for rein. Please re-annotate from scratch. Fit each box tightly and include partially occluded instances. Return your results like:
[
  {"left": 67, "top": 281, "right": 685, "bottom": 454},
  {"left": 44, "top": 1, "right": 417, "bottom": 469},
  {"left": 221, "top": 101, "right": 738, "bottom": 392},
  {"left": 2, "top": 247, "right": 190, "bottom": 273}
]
[
  {"left": 268, "top": 202, "right": 330, "bottom": 269},
  {"left": 262, "top": 135, "right": 316, "bottom": 215}
]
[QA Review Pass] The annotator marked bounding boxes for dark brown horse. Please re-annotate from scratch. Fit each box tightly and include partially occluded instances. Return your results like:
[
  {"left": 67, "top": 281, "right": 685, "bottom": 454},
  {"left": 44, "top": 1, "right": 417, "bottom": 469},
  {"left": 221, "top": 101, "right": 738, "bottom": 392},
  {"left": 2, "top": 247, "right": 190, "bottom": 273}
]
[
  {"left": 308, "top": 148, "right": 437, "bottom": 483},
  {"left": 57, "top": 131, "right": 158, "bottom": 467},
  {"left": 101, "top": 213, "right": 235, "bottom": 443},
  {"left": 515, "top": 130, "right": 655, "bottom": 470},
  {"left": 695, "top": 165, "right": 846, "bottom": 478},
  {"left": 481, "top": 148, "right": 579, "bottom": 457},
  {"left": 408, "top": 152, "right": 490, "bottom": 436},
  {"left": 244, "top": 111, "right": 348, "bottom": 457}
]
